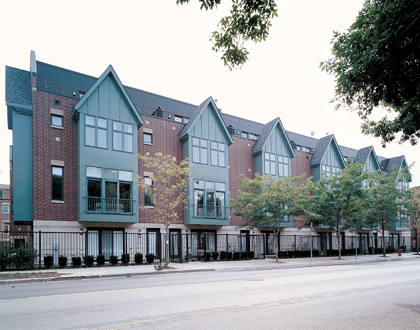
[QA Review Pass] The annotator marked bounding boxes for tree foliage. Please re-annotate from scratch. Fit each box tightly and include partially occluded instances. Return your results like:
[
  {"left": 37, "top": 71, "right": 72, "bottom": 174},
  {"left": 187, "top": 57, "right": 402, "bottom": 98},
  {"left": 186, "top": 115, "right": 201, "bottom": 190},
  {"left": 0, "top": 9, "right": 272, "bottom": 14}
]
[
  {"left": 363, "top": 165, "right": 411, "bottom": 256},
  {"left": 231, "top": 173, "right": 311, "bottom": 262},
  {"left": 408, "top": 186, "right": 420, "bottom": 254},
  {"left": 306, "top": 159, "right": 368, "bottom": 259},
  {"left": 321, "top": 0, "right": 420, "bottom": 146},
  {"left": 138, "top": 153, "right": 192, "bottom": 261},
  {"left": 176, "top": 0, "right": 278, "bottom": 70}
]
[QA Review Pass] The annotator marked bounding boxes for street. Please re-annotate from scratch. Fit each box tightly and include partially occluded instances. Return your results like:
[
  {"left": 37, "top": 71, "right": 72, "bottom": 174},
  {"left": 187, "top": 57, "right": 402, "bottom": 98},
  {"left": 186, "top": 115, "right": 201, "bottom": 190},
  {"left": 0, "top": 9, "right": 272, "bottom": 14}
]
[{"left": 1, "top": 260, "right": 419, "bottom": 329}]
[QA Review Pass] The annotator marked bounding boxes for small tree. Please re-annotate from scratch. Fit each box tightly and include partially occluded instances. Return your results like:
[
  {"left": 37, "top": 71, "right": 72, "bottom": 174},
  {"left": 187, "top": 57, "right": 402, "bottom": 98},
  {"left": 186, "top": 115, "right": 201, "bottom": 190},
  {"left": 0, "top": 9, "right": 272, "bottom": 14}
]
[
  {"left": 364, "top": 166, "right": 411, "bottom": 256},
  {"left": 231, "top": 173, "right": 310, "bottom": 262},
  {"left": 306, "top": 159, "right": 368, "bottom": 259},
  {"left": 138, "top": 153, "right": 192, "bottom": 262}
]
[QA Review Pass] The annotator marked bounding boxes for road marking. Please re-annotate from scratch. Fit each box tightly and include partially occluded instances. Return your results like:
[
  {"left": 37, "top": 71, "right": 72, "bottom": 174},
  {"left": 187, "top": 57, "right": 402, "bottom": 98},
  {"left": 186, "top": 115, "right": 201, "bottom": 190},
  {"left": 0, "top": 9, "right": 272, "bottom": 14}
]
[{"left": 28, "top": 283, "right": 190, "bottom": 299}]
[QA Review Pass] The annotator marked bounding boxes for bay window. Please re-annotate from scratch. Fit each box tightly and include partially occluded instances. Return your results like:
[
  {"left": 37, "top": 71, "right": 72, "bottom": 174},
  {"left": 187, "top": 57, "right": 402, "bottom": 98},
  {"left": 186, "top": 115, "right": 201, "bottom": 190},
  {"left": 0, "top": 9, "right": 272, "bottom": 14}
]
[{"left": 194, "top": 180, "right": 226, "bottom": 218}]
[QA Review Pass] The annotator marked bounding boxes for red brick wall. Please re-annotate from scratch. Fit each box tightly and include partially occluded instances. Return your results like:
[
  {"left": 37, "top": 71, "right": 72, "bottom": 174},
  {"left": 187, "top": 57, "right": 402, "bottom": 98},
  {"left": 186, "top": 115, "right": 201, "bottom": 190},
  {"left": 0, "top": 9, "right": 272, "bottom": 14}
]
[
  {"left": 291, "top": 151, "right": 313, "bottom": 184},
  {"left": 32, "top": 90, "right": 78, "bottom": 223},
  {"left": 138, "top": 116, "right": 185, "bottom": 224},
  {"left": 228, "top": 136, "right": 256, "bottom": 227}
]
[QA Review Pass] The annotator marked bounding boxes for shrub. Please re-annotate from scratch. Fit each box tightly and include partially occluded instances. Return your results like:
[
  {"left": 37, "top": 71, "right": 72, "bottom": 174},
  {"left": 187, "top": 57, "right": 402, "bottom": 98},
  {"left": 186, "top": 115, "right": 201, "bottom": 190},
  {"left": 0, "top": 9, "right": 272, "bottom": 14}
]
[
  {"left": 72, "top": 257, "right": 81, "bottom": 267},
  {"left": 204, "top": 252, "right": 212, "bottom": 261},
  {"left": 59, "top": 256, "right": 67, "bottom": 267},
  {"left": 96, "top": 254, "right": 105, "bottom": 266},
  {"left": 10, "top": 247, "right": 38, "bottom": 270},
  {"left": 110, "top": 255, "right": 118, "bottom": 265},
  {"left": 212, "top": 251, "right": 219, "bottom": 261},
  {"left": 240, "top": 251, "right": 247, "bottom": 260},
  {"left": 146, "top": 253, "right": 155, "bottom": 264},
  {"left": 248, "top": 251, "right": 255, "bottom": 259},
  {"left": 220, "top": 251, "right": 227, "bottom": 260},
  {"left": 84, "top": 255, "right": 94, "bottom": 267},
  {"left": 233, "top": 251, "right": 240, "bottom": 260},
  {"left": 44, "top": 255, "right": 54, "bottom": 268},
  {"left": 227, "top": 251, "right": 232, "bottom": 260},
  {"left": 135, "top": 253, "right": 143, "bottom": 265},
  {"left": 121, "top": 253, "right": 130, "bottom": 264}
]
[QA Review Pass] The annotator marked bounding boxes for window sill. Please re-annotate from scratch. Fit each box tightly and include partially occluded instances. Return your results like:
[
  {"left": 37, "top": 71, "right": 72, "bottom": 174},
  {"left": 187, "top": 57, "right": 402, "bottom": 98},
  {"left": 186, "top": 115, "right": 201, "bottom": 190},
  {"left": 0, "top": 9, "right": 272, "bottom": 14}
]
[
  {"left": 144, "top": 205, "right": 154, "bottom": 209},
  {"left": 143, "top": 142, "right": 153, "bottom": 146},
  {"left": 51, "top": 125, "right": 63, "bottom": 130},
  {"left": 51, "top": 200, "right": 64, "bottom": 204}
]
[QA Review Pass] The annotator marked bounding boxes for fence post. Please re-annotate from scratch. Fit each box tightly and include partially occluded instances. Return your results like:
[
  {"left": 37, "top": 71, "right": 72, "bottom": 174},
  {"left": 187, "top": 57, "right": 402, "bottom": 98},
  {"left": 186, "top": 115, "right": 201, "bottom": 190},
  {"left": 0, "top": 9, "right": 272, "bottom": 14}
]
[
  {"left": 179, "top": 232, "right": 182, "bottom": 263},
  {"left": 226, "top": 233, "right": 229, "bottom": 253},
  {"left": 294, "top": 234, "right": 297, "bottom": 258},
  {"left": 38, "top": 230, "right": 41, "bottom": 270},
  {"left": 125, "top": 232, "right": 128, "bottom": 266},
  {"left": 186, "top": 232, "right": 189, "bottom": 263},
  {"left": 204, "top": 233, "right": 207, "bottom": 262},
  {"left": 85, "top": 231, "right": 88, "bottom": 267}
]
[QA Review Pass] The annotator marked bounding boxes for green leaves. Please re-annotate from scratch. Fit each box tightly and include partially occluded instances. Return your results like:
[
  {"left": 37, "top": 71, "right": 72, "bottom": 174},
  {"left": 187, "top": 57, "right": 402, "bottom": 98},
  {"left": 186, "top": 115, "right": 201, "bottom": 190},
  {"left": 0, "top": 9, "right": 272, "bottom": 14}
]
[
  {"left": 177, "top": 0, "right": 278, "bottom": 70},
  {"left": 322, "top": 0, "right": 420, "bottom": 145}
]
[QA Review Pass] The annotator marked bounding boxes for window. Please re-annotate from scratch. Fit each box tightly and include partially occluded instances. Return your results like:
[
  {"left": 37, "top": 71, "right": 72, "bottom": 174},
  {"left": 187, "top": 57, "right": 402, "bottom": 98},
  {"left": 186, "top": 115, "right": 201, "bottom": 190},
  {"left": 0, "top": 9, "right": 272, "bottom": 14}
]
[
  {"left": 192, "top": 138, "right": 208, "bottom": 164},
  {"left": 211, "top": 141, "right": 225, "bottom": 167},
  {"left": 248, "top": 133, "right": 257, "bottom": 140},
  {"left": 87, "top": 229, "right": 123, "bottom": 259},
  {"left": 278, "top": 156, "right": 290, "bottom": 177},
  {"left": 264, "top": 153, "right": 276, "bottom": 175},
  {"left": 85, "top": 115, "right": 107, "bottom": 149},
  {"left": 321, "top": 164, "right": 340, "bottom": 177},
  {"left": 0, "top": 191, "right": 3, "bottom": 199},
  {"left": 113, "top": 121, "right": 133, "bottom": 152},
  {"left": 51, "top": 114, "right": 63, "bottom": 127},
  {"left": 144, "top": 177, "right": 153, "bottom": 206},
  {"left": 52, "top": 166, "right": 64, "bottom": 201},
  {"left": 174, "top": 115, "right": 183, "bottom": 123},
  {"left": 2, "top": 204, "right": 10, "bottom": 213},
  {"left": 241, "top": 132, "right": 248, "bottom": 138},
  {"left": 86, "top": 166, "right": 133, "bottom": 213},
  {"left": 398, "top": 180, "right": 409, "bottom": 190},
  {"left": 143, "top": 132, "right": 153, "bottom": 144},
  {"left": 193, "top": 180, "right": 226, "bottom": 218}
]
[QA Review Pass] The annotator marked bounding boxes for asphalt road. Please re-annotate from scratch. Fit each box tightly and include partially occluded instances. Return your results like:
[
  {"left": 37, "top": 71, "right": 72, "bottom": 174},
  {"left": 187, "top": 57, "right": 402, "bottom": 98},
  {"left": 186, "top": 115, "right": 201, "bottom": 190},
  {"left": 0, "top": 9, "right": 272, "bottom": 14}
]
[{"left": 1, "top": 260, "right": 419, "bottom": 329}]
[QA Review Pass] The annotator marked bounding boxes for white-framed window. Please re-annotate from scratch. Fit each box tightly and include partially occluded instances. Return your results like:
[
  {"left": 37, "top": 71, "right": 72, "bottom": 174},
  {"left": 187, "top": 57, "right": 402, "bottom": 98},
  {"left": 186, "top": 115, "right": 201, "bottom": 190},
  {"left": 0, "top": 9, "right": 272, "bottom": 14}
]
[
  {"left": 85, "top": 115, "right": 107, "bottom": 148},
  {"left": 86, "top": 166, "right": 133, "bottom": 213},
  {"left": 113, "top": 121, "right": 133, "bottom": 152},
  {"left": 322, "top": 164, "right": 340, "bottom": 177},
  {"left": 144, "top": 177, "right": 153, "bottom": 206},
  {"left": 193, "top": 180, "right": 226, "bottom": 219},
  {"left": 174, "top": 115, "right": 183, "bottom": 123},
  {"left": 192, "top": 138, "right": 208, "bottom": 164},
  {"left": 2, "top": 204, "right": 10, "bottom": 213},
  {"left": 211, "top": 141, "right": 226, "bottom": 167},
  {"left": 278, "top": 156, "right": 290, "bottom": 177},
  {"left": 264, "top": 152, "right": 276, "bottom": 176}
]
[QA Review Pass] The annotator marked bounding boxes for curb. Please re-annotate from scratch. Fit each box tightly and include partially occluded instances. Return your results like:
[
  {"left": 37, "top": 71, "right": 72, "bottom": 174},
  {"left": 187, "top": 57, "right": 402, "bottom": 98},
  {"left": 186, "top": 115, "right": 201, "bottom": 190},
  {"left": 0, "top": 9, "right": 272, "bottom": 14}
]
[{"left": 1, "top": 256, "right": 418, "bottom": 285}]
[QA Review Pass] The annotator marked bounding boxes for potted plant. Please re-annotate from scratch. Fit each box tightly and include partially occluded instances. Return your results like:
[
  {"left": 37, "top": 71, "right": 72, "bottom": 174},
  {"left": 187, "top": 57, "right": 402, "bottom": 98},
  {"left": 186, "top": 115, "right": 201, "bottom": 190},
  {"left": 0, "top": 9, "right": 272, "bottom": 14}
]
[
  {"left": 212, "top": 251, "right": 219, "bottom": 261},
  {"left": 109, "top": 255, "right": 118, "bottom": 265},
  {"left": 135, "top": 253, "right": 143, "bottom": 265},
  {"left": 96, "top": 254, "right": 105, "bottom": 266},
  {"left": 146, "top": 253, "right": 155, "bottom": 264},
  {"left": 121, "top": 253, "right": 130, "bottom": 264},
  {"left": 58, "top": 255, "right": 67, "bottom": 267},
  {"left": 44, "top": 255, "right": 54, "bottom": 268},
  {"left": 84, "top": 255, "right": 94, "bottom": 267},
  {"left": 72, "top": 256, "right": 81, "bottom": 267}
]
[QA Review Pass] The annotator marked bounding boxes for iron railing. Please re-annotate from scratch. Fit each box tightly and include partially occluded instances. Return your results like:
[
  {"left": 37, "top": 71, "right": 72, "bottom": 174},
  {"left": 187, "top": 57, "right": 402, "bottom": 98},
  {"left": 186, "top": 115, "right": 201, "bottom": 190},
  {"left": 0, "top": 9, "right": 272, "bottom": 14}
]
[
  {"left": 85, "top": 196, "right": 133, "bottom": 214},
  {"left": 0, "top": 231, "right": 414, "bottom": 271}
]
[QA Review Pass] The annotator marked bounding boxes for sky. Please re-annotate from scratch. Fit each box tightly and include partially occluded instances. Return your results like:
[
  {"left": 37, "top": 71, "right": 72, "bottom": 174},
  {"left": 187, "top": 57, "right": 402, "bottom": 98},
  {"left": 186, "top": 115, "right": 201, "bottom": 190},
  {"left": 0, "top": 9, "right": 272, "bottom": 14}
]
[{"left": 0, "top": 0, "right": 418, "bottom": 186}]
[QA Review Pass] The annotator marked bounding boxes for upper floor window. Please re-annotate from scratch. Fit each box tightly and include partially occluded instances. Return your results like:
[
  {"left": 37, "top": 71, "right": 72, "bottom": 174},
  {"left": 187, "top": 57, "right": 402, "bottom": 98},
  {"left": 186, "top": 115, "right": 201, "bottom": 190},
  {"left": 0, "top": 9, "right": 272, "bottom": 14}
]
[
  {"left": 85, "top": 115, "right": 107, "bottom": 149},
  {"left": 143, "top": 132, "right": 153, "bottom": 144},
  {"left": 52, "top": 166, "right": 64, "bottom": 201},
  {"left": 265, "top": 153, "right": 276, "bottom": 176},
  {"left": 278, "top": 156, "right": 290, "bottom": 177},
  {"left": 144, "top": 177, "right": 153, "bottom": 206},
  {"left": 86, "top": 166, "right": 133, "bottom": 213},
  {"left": 211, "top": 141, "right": 225, "bottom": 167},
  {"left": 2, "top": 204, "right": 10, "bottom": 213},
  {"left": 193, "top": 180, "right": 226, "bottom": 219},
  {"left": 192, "top": 138, "right": 208, "bottom": 164},
  {"left": 0, "top": 191, "right": 3, "bottom": 199},
  {"left": 397, "top": 180, "right": 409, "bottom": 190},
  {"left": 321, "top": 164, "right": 340, "bottom": 177},
  {"left": 51, "top": 114, "right": 63, "bottom": 127},
  {"left": 113, "top": 121, "right": 133, "bottom": 153}
]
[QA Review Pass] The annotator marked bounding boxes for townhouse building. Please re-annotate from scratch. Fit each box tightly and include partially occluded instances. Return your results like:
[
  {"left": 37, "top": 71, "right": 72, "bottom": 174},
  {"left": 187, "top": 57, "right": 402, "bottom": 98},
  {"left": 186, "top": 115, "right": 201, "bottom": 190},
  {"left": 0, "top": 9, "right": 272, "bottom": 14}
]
[
  {"left": 4, "top": 52, "right": 411, "bottom": 258},
  {"left": 0, "top": 184, "right": 10, "bottom": 233}
]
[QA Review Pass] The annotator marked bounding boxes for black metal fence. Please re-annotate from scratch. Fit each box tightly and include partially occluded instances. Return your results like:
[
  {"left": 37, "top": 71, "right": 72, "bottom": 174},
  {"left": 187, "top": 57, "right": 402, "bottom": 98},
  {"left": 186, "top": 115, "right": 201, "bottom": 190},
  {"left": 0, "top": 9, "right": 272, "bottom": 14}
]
[{"left": 0, "top": 230, "right": 415, "bottom": 271}]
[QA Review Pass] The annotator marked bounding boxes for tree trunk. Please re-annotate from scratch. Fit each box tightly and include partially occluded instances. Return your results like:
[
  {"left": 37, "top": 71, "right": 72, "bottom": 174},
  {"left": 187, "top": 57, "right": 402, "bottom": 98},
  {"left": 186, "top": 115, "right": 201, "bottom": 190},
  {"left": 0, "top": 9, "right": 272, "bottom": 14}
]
[
  {"left": 164, "top": 224, "right": 170, "bottom": 262},
  {"left": 275, "top": 230, "right": 279, "bottom": 262},
  {"left": 382, "top": 225, "right": 386, "bottom": 257}
]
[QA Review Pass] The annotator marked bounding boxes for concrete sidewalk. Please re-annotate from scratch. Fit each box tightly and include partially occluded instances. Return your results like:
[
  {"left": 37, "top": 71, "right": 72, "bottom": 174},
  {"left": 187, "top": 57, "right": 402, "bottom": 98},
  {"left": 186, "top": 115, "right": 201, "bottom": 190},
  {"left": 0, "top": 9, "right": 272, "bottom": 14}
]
[{"left": 1, "top": 253, "right": 419, "bottom": 285}]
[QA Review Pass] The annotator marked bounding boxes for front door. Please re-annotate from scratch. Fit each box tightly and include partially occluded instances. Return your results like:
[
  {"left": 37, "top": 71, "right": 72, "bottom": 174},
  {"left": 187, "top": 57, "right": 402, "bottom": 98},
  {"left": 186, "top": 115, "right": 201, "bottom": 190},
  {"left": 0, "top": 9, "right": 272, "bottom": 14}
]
[
  {"left": 147, "top": 229, "right": 161, "bottom": 260},
  {"left": 169, "top": 229, "right": 182, "bottom": 259}
]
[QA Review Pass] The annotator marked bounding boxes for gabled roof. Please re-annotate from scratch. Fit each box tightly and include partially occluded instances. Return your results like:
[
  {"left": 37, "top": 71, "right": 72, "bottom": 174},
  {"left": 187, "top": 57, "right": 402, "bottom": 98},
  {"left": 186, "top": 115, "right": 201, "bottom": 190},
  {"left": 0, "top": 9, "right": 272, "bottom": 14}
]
[
  {"left": 251, "top": 117, "right": 295, "bottom": 157},
  {"left": 6, "top": 66, "right": 33, "bottom": 129},
  {"left": 310, "top": 134, "right": 345, "bottom": 168},
  {"left": 354, "top": 146, "right": 381, "bottom": 172},
  {"left": 71, "top": 65, "right": 143, "bottom": 126},
  {"left": 178, "top": 96, "right": 233, "bottom": 145},
  {"left": 380, "top": 155, "right": 411, "bottom": 182}
]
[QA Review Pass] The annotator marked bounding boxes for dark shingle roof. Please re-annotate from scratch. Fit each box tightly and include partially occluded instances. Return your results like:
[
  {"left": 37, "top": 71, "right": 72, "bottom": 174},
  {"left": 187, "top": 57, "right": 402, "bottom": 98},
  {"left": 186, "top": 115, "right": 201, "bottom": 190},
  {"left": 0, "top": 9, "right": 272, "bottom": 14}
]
[
  {"left": 178, "top": 97, "right": 211, "bottom": 141},
  {"left": 354, "top": 146, "right": 373, "bottom": 165},
  {"left": 251, "top": 117, "right": 279, "bottom": 155},
  {"left": 5, "top": 66, "right": 32, "bottom": 107},
  {"left": 310, "top": 134, "right": 334, "bottom": 166},
  {"left": 385, "top": 156, "right": 405, "bottom": 173}
]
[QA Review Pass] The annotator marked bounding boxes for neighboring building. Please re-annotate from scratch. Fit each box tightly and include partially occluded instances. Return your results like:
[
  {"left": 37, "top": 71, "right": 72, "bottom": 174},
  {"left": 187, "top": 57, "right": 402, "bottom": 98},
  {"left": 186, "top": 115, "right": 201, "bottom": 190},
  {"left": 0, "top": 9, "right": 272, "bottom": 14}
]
[
  {"left": 0, "top": 184, "right": 11, "bottom": 233},
  {"left": 4, "top": 52, "right": 412, "bottom": 256}
]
